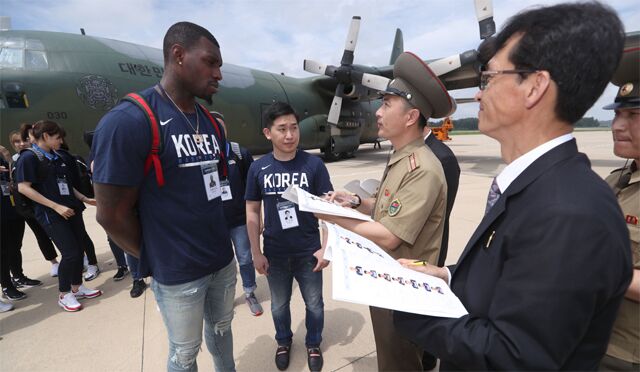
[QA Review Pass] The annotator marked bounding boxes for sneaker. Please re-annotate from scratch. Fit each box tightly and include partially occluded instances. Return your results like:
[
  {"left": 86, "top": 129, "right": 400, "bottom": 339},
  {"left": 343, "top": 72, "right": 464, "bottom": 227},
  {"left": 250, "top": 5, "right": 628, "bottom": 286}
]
[
  {"left": 245, "top": 292, "right": 263, "bottom": 316},
  {"left": 50, "top": 263, "right": 59, "bottom": 277},
  {"left": 2, "top": 287, "right": 27, "bottom": 301},
  {"left": 83, "top": 255, "right": 89, "bottom": 272},
  {"left": 0, "top": 300, "right": 14, "bottom": 313},
  {"left": 307, "top": 347, "right": 323, "bottom": 372},
  {"left": 130, "top": 279, "right": 147, "bottom": 298},
  {"left": 73, "top": 284, "right": 102, "bottom": 299},
  {"left": 84, "top": 265, "right": 100, "bottom": 281},
  {"left": 113, "top": 266, "right": 129, "bottom": 281},
  {"left": 275, "top": 344, "right": 291, "bottom": 371},
  {"left": 12, "top": 276, "right": 42, "bottom": 288},
  {"left": 58, "top": 292, "right": 82, "bottom": 312}
]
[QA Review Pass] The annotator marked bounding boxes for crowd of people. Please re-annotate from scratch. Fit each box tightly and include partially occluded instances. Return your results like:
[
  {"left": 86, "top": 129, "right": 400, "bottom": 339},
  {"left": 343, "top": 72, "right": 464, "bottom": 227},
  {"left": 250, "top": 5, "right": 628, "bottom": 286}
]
[{"left": 1, "top": 2, "right": 638, "bottom": 372}]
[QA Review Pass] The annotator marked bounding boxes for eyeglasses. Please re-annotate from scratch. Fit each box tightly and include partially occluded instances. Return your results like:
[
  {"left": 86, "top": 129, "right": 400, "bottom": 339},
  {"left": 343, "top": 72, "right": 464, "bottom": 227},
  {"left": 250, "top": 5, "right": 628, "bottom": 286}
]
[{"left": 479, "top": 69, "right": 537, "bottom": 90}]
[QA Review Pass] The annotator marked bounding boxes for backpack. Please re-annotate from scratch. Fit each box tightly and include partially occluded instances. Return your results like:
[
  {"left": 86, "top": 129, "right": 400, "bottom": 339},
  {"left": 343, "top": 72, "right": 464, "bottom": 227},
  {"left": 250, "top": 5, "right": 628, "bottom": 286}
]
[
  {"left": 9, "top": 148, "right": 51, "bottom": 218},
  {"left": 122, "top": 92, "right": 228, "bottom": 186},
  {"left": 57, "top": 149, "right": 94, "bottom": 198}
]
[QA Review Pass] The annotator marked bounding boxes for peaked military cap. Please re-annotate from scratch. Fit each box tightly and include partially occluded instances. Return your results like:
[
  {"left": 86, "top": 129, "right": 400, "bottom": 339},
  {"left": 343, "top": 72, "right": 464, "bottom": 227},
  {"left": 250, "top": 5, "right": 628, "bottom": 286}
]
[
  {"left": 604, "top": 32, "right": 640, "bottom": 110},
  {"left": 378, "top": 52, "right": 456, "bottom": 119}
]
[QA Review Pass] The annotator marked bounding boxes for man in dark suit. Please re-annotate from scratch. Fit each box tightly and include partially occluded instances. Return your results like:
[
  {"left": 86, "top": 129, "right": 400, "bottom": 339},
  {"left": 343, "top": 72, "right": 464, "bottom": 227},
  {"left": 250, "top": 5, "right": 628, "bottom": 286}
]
[
  {"left": 424, "top": 127, "right": 460, "bottom": 267},
  {"left": 394, "top": 3, "right": 632, "bottom": 370},
  {"left": 421, "top": 127, "right": 460, "bottom": 371}
]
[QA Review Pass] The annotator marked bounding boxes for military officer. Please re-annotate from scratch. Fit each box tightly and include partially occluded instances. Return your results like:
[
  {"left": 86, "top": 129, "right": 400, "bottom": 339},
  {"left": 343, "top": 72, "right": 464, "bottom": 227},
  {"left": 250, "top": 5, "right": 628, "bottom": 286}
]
[
  {"left": 600, "top": 33, "right": 640, "bottom": 372},
  {"left": 318, "top": 51, "right": 455, "bottom": 371}
]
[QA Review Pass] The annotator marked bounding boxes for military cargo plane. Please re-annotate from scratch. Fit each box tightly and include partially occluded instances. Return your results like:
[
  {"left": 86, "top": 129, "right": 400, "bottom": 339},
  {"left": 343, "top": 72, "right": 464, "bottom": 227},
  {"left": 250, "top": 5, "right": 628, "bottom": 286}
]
[
  {"left": 4, "top": 1, "right": 631, "bottom": 160},
  {"left": 0, "top": 1, "right": 491, "bottom": 161}
]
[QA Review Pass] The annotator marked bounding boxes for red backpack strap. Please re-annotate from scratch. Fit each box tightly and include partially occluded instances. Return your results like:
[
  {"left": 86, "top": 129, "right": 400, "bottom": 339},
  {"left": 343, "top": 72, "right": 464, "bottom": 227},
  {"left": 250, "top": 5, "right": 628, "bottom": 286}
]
[
  {"left": 122, "top": 93, "right": 165, "bottom": 187},
  {"left": 199, "top": 104, "right": 228, "bottom": 178}
]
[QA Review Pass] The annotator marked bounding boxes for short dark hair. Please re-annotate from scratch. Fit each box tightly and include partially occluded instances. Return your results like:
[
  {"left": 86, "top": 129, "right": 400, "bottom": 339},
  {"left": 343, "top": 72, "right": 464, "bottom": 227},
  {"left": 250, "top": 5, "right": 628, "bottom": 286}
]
[
  {"left": 401, "top": 98, "right": 427, "bottom": 128},
  {"left": 163, "top": 22, "right": 220, "bottom": 61},
  {"left": 494, "top": 2, "right": 624, "bottom": 124},
  {"left": 263, "top": 102, "right": 299, "bottom": 128},
  {"left": 21, "top": 120, "right": 65, "bottom": 141}
]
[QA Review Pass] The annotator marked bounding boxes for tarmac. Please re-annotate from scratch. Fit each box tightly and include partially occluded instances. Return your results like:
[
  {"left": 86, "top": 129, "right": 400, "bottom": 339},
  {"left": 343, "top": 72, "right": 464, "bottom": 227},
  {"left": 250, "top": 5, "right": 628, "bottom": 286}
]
[{"left": 0, "top": 130, "right": 622, "bottom": 372}]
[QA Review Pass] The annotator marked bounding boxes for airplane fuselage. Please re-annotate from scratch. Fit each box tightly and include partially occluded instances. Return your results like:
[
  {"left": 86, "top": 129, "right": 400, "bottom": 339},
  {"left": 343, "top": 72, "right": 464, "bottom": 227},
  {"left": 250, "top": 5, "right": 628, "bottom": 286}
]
[{"left": 0, "top": 30, "right": 380, "bottom": 158}]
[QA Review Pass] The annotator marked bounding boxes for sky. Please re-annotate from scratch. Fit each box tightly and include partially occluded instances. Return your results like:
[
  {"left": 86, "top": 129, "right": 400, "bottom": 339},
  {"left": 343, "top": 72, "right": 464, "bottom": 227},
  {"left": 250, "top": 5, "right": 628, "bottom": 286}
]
[{"left": 2, "top": 0, "right": 638, "bottom": 120}]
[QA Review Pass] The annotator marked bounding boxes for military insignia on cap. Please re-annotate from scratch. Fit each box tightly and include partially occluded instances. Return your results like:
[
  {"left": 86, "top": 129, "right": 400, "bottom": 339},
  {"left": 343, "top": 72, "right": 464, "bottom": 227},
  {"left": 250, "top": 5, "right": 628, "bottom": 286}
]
[
  {"left": 620, "top": 83, "right": 634, "bottom": 96},
  {"left": 388, "top": 199, "right": 401, "bottom": 216}
]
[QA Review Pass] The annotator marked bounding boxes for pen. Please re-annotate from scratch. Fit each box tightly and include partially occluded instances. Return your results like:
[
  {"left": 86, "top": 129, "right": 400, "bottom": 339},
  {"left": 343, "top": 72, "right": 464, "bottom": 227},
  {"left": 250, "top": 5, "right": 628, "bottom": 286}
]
[
  {"left": 323, "top": 192, "right": 359, "bottom": 206},
  {"left": 486, "top": 231, "right": 496, "bottom": 248},
  {"left": 409, "top": 260, "right": 427, "bottom": 266}
]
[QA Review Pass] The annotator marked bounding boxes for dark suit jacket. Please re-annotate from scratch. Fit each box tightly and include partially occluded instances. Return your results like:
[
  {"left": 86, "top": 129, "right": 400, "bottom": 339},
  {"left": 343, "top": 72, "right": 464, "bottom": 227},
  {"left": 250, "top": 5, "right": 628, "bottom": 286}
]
[
  {"left": 425, "top": 134, "right": 460, "bottom": 267},
  {"left": 395, "top": 139, "right": 632, "bottom": 370}
]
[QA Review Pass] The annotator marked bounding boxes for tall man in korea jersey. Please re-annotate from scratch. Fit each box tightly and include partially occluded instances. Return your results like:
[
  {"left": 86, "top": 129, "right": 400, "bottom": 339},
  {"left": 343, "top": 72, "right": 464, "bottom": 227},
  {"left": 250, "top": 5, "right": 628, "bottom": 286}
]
[{"left": 91, "top": 22, "right": 236, "bottom": 372}]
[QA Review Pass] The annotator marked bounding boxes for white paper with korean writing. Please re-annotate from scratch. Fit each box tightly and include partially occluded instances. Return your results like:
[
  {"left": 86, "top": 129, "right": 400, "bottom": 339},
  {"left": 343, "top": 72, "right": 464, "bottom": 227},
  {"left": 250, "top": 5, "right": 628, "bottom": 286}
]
[{"left": 327, "top": 223, "right": 468, "bottom": 318}]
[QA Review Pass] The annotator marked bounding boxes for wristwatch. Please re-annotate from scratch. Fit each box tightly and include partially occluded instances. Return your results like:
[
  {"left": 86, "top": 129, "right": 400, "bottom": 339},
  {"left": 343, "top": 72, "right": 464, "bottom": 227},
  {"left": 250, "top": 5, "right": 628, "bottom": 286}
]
[{"left": 350, "top": 193, "right": 361, "bottom": 209}]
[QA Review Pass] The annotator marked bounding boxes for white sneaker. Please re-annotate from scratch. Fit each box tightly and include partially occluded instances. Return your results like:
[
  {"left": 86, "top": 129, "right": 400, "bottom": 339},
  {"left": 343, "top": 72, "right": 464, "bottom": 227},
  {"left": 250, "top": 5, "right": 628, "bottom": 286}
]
[
  {"left": 84, "top": 265, "right": 100, "bottom": 281},
  {"left": 50, "top": 263, "right": 59, "bottom": 277},
  {"left": 83, "top": 255, "right": 89, "bottom": 272},
  {"left": 73, "top": 285, "right": 102, "bottom": 300},
  {"left": 0, "top": 300, "right": 14, "bottom": 313},
  {"left": 58, "top": 292, "right": 82, "bottom": 312}
]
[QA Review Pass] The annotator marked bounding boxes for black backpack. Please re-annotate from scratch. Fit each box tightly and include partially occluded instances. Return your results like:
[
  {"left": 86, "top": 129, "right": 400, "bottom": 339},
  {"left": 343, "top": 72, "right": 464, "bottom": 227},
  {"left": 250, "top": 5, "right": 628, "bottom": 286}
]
[
  {"left": 9, "top": 148, "right": 51, "bottom": 218},
  {"left": 57, "top": 149, "right": 93, "bottom": 198}
]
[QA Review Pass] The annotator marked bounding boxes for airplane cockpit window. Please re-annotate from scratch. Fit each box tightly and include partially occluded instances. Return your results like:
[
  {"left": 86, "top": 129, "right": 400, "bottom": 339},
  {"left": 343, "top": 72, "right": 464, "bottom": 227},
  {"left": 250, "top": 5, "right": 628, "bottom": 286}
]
[
  {"left": 0, "top": 47, "right": 23, "bottom": 68},
  {"left": 0, "top": 37, "right": 49, "bottom": 70},
  {"left": 26, "top": 50, "right": 48, "bottom": 70}
]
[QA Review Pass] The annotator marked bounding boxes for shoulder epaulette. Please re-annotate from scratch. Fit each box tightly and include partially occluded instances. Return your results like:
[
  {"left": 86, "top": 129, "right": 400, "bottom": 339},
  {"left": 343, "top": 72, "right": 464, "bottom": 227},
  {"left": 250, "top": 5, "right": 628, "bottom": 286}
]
[{"left": 408, "top": 153, "right": 419, "bottom": 172}]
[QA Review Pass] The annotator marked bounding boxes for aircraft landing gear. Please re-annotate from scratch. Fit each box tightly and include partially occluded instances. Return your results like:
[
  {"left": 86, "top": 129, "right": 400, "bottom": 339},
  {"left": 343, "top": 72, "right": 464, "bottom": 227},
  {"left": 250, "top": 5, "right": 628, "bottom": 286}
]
[{"left": 323, "top": 138, "right": 341, "bottom": 162}]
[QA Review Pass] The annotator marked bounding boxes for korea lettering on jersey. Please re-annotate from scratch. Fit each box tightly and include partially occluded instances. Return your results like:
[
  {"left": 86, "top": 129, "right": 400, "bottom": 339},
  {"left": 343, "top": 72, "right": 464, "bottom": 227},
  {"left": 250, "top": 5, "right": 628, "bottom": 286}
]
[
  {"left": 263, "top": 171, "right": 309, "bottom": 195},
  {"left": 153, "top": 100, "right": 223, "bottom": 202}
]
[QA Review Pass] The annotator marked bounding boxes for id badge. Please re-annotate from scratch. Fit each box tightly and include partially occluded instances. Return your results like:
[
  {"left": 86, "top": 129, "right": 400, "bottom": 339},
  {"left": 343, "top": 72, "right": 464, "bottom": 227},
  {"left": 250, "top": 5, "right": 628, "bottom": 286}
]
[
  {"left": 57, "top": 177, "right": 70, "bottom": 196},
  {"left": 277, "top": 200, "right": 299, "bottom": 229},
  {"left": 0, "top": 180, "right": 9, "bottom": 196},
  {"left": 202, "top": 162, "right": 221, "bottom": 201},
  {"left": 220, "top": 180, "right": 232, "bottom": 201}
]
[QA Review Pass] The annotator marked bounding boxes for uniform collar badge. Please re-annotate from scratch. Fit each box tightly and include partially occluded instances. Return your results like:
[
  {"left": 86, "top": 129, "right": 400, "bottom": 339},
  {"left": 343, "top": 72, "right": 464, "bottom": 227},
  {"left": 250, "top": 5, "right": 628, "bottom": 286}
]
[
  {"left": 620, "top": 82, "right": 633, "bottom": 96},
  {"left": 388, "top": 199, "right": 402, "bottom": 216}
]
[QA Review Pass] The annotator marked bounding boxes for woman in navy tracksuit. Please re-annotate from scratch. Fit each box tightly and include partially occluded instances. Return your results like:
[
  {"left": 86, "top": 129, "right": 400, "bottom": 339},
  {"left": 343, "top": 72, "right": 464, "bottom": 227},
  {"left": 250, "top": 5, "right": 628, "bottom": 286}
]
[{"left": 15, "top": 120, "right": 102, "bottom": 312}]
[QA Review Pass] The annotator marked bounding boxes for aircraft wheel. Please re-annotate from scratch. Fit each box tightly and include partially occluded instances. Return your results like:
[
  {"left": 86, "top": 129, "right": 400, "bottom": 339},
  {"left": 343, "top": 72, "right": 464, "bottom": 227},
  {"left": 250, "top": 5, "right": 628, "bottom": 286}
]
[{"left": 323, "top": 139, "right": 341, "bottom": 162}]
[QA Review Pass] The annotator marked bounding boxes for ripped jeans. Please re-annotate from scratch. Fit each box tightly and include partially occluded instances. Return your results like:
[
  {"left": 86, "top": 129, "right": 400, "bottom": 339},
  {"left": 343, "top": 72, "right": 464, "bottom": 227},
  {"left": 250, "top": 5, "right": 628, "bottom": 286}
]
[{"left": 152, "top": 260, "right": 237, "bottom": 372}]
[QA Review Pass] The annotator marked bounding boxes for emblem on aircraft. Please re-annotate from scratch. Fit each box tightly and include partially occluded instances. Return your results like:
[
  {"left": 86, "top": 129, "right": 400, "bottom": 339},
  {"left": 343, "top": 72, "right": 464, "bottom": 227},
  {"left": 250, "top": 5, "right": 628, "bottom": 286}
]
[{"left": 76, "top": 74, "right": 118, "bottom": 110}]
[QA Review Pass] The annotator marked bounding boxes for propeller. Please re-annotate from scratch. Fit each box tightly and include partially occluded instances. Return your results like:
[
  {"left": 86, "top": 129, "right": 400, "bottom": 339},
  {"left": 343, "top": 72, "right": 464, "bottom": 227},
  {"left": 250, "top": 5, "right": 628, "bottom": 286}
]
[
  {"left": 474, "top": 0, "right": 496, "bottom": 40},
  {"left": 304, "top": 16, "right": 363, "bottom": 124},
  {"left": 427, "top": 0, "right": 496, "bottom": 77}
]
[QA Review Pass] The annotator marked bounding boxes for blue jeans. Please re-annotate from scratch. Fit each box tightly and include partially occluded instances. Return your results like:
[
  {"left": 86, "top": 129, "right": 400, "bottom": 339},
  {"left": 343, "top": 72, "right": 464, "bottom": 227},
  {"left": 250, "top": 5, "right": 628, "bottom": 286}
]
[
  {"left": 107, "top": 237, "right": 128, "bottom": 267},
  {"left": 151, "top": 260, "right": 237, "bottom": 372},
  {"left": 266, "top": 255, "right": 324, "bottom": 347},
  {"left": 125, "top": 253, "right": 141, "bottom": 280},
  {"left": 229, "top": 225, "right": 256, "bottom": 293}
]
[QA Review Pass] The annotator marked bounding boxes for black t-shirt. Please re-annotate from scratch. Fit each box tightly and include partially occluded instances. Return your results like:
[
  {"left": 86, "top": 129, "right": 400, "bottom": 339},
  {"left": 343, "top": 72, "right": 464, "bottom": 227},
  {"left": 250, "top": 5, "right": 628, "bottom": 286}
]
[{"left": 223, "top": 143, "right": 254, "bottom": 228}]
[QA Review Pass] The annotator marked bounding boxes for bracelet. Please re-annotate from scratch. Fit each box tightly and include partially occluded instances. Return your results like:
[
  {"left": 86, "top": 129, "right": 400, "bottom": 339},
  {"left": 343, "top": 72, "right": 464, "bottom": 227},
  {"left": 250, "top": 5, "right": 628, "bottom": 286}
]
[{"left": 350, "top": 194, "right": 361, "bottom": 209}]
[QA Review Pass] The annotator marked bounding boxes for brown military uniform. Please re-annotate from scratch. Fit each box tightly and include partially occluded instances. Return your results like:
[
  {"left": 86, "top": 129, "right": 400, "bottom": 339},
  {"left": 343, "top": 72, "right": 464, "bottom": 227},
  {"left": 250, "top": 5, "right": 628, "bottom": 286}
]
[
  {"left": 370, "top": 138, "right": 447, "bottom": 371},
  {"left": 605, "top": 163, "right": 640, "bottom": 365}
]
